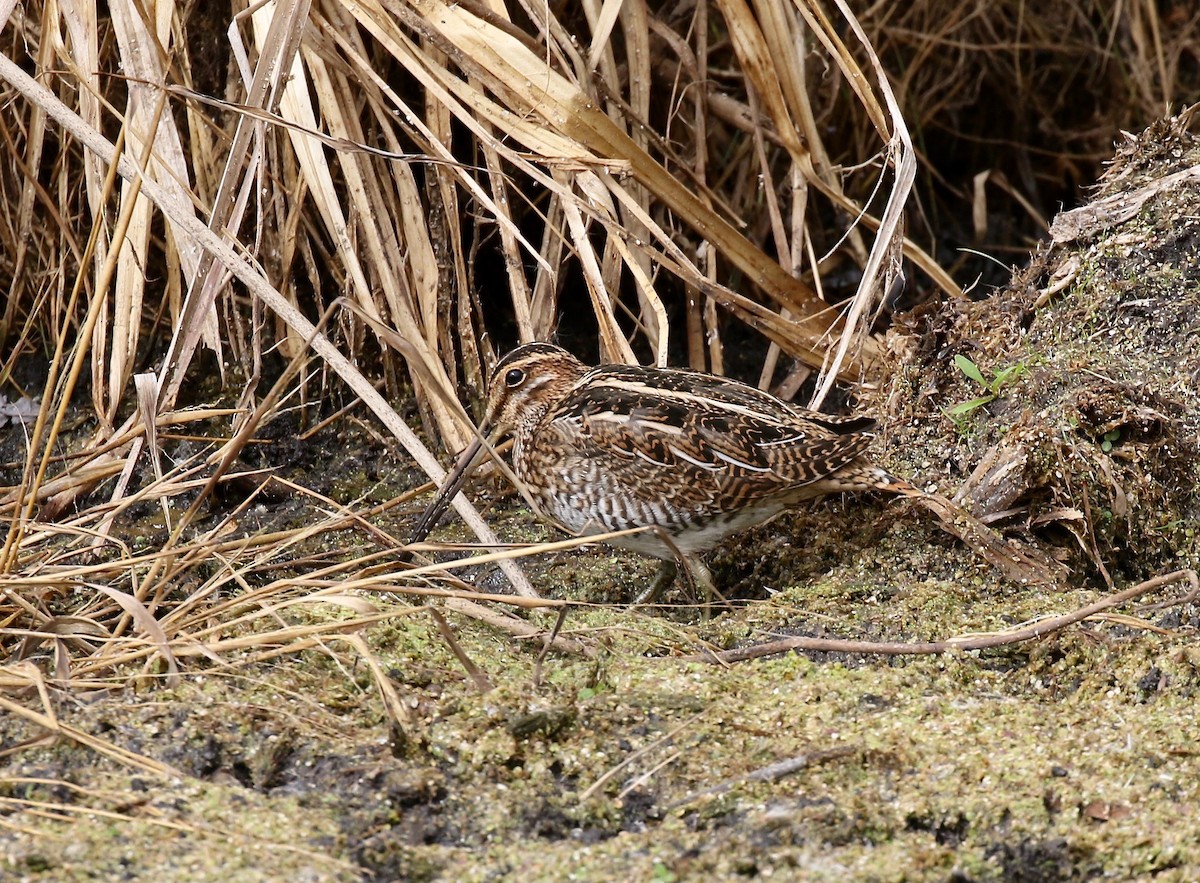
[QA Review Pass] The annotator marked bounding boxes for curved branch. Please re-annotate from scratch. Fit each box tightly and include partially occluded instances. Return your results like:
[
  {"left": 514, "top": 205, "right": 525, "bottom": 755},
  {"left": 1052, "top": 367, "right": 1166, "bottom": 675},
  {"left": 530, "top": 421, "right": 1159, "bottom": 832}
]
[{"left": 688, "top": 569, "right": 1197, "bottom": 665}]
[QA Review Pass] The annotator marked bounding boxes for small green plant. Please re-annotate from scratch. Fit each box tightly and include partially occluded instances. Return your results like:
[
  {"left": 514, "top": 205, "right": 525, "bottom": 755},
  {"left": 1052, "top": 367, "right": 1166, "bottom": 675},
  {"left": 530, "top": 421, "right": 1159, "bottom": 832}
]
[
  {"left": 945, "top": 354, "right": 1027, "bottom": 419},
  {"left": 651, "top": 862, "right": 678, "bottom": 883},
  {"left": 1100, "top": 428, "right": 1121, "bottom": 452}
]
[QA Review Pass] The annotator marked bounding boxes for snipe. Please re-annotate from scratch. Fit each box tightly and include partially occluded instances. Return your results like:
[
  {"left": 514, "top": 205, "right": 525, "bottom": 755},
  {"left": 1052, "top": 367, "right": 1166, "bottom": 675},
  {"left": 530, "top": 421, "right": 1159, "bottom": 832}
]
[{"left": 409, "top": 342, "right": 927, "bottom": 602}]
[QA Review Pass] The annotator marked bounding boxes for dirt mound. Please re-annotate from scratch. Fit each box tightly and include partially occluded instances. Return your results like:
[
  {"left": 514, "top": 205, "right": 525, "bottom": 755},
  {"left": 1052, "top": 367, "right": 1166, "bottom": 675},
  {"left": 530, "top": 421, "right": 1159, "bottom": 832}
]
[{"left": 883, "top": 107, "right": 1200, "bottom": 585}]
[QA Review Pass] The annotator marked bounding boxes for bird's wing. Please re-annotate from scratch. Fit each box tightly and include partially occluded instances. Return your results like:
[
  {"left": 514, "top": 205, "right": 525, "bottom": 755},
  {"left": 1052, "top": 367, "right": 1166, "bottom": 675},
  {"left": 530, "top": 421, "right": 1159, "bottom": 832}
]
[{"left": 551, "top": 367, "right": 875, "bottom": 495}]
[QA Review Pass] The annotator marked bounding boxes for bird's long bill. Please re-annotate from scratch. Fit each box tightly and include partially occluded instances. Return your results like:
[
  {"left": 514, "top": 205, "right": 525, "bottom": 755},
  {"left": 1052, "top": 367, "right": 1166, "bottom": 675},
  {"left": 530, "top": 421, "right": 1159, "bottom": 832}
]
[{"left": 407, "top": 434, "right": 489, "bottom": 546}]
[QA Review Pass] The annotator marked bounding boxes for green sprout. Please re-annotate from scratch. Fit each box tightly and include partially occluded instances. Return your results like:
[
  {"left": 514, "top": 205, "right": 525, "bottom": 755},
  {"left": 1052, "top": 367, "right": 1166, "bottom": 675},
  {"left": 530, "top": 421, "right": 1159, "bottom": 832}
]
[{"left": 945, "top": 355, "right": 1027, "bottom": 419}]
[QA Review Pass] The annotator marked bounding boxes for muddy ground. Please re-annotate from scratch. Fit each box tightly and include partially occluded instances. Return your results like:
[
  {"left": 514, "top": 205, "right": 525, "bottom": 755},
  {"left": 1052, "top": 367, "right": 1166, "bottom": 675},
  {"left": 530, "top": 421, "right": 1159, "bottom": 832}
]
[{"left": 2, "top": 115, "right": 1199, "bottom": 881}]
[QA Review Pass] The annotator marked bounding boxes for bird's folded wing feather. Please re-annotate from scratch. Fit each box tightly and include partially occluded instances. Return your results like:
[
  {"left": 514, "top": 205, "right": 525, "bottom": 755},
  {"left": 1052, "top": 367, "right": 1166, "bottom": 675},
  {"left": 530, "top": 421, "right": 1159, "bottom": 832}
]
[{"left": 556, "top": 370, "right": 875, "bottom": 491}]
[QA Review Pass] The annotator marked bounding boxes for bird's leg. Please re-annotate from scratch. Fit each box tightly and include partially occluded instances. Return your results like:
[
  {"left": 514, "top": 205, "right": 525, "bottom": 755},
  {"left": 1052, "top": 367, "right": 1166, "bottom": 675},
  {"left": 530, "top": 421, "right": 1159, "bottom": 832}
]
[
  {"left": 633, "top": 526, "right": 695, "bottom": 608},
  {"left": 682, "top": 556, "right": 724, "bottom": 619},
  {"left": 633, "top": 559, "right": 678, "bottom": 607},
  {"left": 632, "top": 529, "right": 727, "bottom": 615},
  {"left": 631, "top": 554, "right": 725, "bottom": 622}
]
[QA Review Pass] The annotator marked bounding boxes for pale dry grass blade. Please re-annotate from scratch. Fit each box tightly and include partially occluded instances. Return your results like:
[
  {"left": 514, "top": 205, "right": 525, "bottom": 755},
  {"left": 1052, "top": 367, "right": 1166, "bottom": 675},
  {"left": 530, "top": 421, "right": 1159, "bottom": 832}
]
[
  {"left": 0, "top": 48, "right": 533, "bottom": 592},
  {"left": 156, "top": 0, "right": 313, "bottom": 410},
  {"left": 88, "top": 582, "right": 180, "bottom": 687},
  {"left": 54, "top": 0, "right": 106, "bottom": 234},
  {"left": 973, "top": 169, "right": 1051, "bottom": 240},
  {"left": 559, "top": 175, "right": 638, "bottom": 364},
  {"left": 1129, "top": 0, "right": 1170, "bottom": 109},
  {"left": 357, "top": 0, "right": 863, "bottom": 373},
  {"left": 586, "top": 0, "right": 623, "bottom": 70},
  {"left": 340, "top": 633, "right": 419, "bottom": 746},
  {"left": 104, "top": 0, "right": 201, "bottom": 419},
  {"left": 530, "top": 195, "right": 568, "bottom": 339},
  {"left": 477, "top": 131, "right": 537, "bottom": 344},
  {"left": 811, "top": 0, "right": 918, "bottom": 406},
  {"left": 132, "top": 372, "right": 170, "bottom": 530}
]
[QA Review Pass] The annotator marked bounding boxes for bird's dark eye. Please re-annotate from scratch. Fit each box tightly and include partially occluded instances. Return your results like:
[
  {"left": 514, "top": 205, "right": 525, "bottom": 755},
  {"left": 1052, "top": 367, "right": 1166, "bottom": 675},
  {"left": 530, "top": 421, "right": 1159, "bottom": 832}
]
[{"left": 504, "top": 368, "right": 526, "bottom": 388}]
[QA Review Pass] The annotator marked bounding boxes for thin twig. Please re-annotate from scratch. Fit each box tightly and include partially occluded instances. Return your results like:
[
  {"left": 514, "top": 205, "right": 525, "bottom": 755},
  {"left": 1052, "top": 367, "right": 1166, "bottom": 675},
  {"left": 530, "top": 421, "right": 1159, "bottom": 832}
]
[
  {"left": 430, "top": 607, "right": 493, "bottom": 693},
  {"left": 687, "top": 570, "right": 1197, "bottom": 665},
  {"left": 579, "top": 710, "right": 706, "bottom": 803},
  {"left": 533, "top": 606, "right": 571, "bottom": 687},
  {"left": 667, "top": 746, "right": 859, "bottom": 809},
  {"left": 442, "top": 597, "right": 595, "bottom": 658}
]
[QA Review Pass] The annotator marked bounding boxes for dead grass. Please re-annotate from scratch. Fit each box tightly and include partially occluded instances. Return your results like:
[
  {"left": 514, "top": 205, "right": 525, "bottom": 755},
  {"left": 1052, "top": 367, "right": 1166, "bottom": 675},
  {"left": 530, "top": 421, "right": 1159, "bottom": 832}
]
[{"left": 1, "top": 2, "right": 1199, "bottom": 879}]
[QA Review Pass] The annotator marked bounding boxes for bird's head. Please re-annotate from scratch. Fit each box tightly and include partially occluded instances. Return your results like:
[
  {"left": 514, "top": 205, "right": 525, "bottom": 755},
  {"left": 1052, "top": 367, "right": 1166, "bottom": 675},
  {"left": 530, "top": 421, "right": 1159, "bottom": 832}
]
[
  {"left": 481, "top": 342, "right": 588, "bottom": 439},
  {"left": 407, "top": 343, "right": 587, "bottom": 545}
]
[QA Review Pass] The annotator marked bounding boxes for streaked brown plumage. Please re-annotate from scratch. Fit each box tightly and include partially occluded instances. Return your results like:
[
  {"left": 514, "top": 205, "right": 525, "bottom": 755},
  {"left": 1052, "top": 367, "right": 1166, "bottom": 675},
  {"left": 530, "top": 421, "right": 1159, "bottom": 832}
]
[{"left": 411, "top": 342, "right": 924, "bottom": 600}]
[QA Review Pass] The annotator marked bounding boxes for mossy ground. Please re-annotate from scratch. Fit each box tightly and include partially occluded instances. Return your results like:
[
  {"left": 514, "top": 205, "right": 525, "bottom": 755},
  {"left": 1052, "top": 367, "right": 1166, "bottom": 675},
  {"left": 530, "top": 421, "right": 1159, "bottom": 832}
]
[{"left": 4, "top": 117, "right": 1200, "bottom": 881}]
